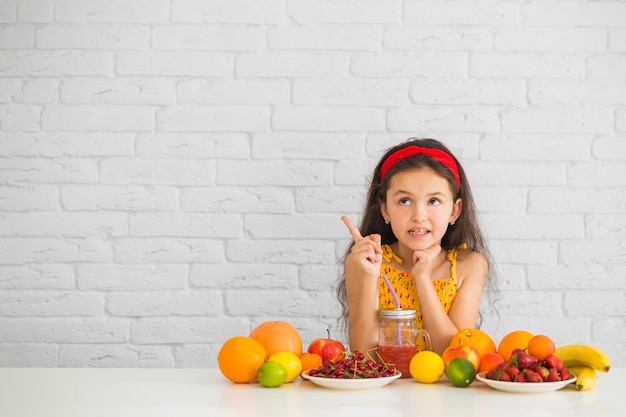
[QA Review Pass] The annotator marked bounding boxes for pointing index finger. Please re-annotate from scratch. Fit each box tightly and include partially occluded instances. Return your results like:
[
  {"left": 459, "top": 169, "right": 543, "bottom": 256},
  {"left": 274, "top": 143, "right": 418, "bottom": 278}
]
[{"left": 341, "top": 216, "right": 363, "bottom": 241}]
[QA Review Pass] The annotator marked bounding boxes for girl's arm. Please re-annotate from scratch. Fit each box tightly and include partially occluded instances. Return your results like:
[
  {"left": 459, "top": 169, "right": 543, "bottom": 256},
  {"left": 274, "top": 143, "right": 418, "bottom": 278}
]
[
  {"left": 344, "top": 252, "right": 379, "bottom": 352},
  {"left": 413, "top": 250, "right": 488, "bottom": 354},
  {"left": 341, "top": 216, "right": 383, "bottom": 353}
]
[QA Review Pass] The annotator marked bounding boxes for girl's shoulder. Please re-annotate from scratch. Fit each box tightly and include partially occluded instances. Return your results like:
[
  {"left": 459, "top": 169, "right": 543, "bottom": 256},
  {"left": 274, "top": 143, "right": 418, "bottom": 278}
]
[
  {"left": 455, "top": 247, "right": 488, "bottom": 278},
  {"left": 455, "top": 246, "right": 483, "bottom": 260}
]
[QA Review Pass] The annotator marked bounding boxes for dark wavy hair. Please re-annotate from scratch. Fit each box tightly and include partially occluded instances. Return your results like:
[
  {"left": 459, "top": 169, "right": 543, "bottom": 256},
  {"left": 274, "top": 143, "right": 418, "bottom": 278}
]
[{"left": 336, "top": 138, "right": 499, "bottom": 337}]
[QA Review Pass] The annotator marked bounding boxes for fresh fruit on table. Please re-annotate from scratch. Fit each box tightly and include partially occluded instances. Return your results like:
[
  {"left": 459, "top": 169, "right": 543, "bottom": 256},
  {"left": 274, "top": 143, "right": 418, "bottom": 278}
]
[
  {"left": 477, "top": 352, "right": 505, "bottom": 373},
  {"left": 527, "top": 334, "right": 556, "bottom": 360},
  {"left": 257, "top": 361, "right": 288, "bottom": 388},
  {"left": 321, "top": 343, "right": 345, "bottom": 363},
  {"left": 218, "top": 336, "right": 267, "bottom": 383},
  {"left": 268, "top": 352, "right": 302, "bottom": 383},
  {"left": 446, "top": 357, "right": 476, "bottom": 387},
  {"left": 554, "top": 344, "right": 611, "bottom": 373},
  {"left": 409, "top": 351, "right": 445, "bottom": 384},
  {"left": 250, "top": 320, "right": 303, "bottom": 358},
  {"left": 497, "top": 330, "right": 534, "bottom": 361},
  {"left": 442, "top": 345, "right": 480, "bottom": 372},
  {"left": 299, "top": 352, "right": 323, "bottom": 373},
  {"left": 307, "top": 350, "right": 399, "bottom": 379},
  {"left": 567, "top": 365, "right": 599, "bottom": 391},
  {"left": 307, "top": 329, "right": 346, "bottom": 363},
  {"left": 485, "top": 348, "right": 571, "bottom": 383},
  {"left": 448, "top": 328, "right": 496, "bottom": 358}
]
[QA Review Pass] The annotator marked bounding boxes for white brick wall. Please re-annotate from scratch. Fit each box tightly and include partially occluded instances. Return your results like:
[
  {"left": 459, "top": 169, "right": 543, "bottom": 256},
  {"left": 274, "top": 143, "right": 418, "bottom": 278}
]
[{"left": 0, "top": 0, "right": 624, "bottom": 368}]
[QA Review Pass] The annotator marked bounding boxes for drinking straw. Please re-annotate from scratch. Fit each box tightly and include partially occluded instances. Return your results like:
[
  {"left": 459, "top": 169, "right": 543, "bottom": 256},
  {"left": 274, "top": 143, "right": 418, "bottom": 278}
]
[
  {"left": 382, "top": 274, "right": 402, "bottom": 345},
  {"left": 382, "top": 274, "right": 401, "bottom": 310}
]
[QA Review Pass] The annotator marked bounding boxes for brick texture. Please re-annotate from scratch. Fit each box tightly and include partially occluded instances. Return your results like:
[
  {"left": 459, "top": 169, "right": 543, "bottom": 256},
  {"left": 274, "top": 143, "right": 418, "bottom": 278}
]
[{"left": 0, "top": 0, "right": 624, "bottom": 368}]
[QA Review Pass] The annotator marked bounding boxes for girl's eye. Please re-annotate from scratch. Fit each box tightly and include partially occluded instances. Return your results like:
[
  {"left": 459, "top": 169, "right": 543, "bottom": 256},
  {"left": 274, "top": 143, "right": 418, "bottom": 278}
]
[
  {"left": 399, "top": 198, "right": 410, "bottom": 205},
  {"left": 429, "top": 198, "right": 440, "bottom": 205}
]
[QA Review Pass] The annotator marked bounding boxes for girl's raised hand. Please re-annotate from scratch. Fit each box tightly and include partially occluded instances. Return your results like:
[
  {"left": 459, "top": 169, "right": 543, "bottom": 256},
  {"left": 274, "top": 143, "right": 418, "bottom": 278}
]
[
  {"left": 411, "top": 245, "right": 442, "bottom": 277},
  {"left": 341, "top": 216, "right": 383, "bottom": 274}
]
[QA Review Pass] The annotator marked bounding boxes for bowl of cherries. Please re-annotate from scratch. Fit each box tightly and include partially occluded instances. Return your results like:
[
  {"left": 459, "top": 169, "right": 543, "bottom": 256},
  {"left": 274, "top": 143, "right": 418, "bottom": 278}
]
[{"left": 301, "top": 350, "right": 401, "bottom": 390}]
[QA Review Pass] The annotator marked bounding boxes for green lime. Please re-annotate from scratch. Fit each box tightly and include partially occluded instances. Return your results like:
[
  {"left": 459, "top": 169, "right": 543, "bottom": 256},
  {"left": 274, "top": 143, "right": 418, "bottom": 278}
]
[
  {"left": 257, "top": 361, "right": 288, "bottom": 388},
  {"left": 446, "top": 357, "right": 476, "bottom": 387}
]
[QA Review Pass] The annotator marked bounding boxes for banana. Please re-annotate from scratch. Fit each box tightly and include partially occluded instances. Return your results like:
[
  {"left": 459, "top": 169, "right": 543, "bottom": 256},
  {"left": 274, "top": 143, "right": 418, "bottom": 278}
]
[
  {"left": 567, "top": 365, "right": 598, "bottom": 391},
  {"left": 555, "top": 344, "right": 611, "bottom": 373}
]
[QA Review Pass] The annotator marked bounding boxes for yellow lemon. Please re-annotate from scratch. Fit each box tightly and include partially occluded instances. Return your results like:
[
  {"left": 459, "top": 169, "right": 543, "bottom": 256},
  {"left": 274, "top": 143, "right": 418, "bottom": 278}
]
[
  {"left": 268, "top": 352, "right": 302, "bottom": 383},
  {"left": 409, "top": 351, "right": 445, "bottom": 384}
]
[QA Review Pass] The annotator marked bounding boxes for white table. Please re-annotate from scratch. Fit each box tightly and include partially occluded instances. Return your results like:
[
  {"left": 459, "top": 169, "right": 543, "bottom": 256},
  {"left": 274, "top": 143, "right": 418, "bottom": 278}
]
[{"left": 0, "top": 368, "right": 622, "bottom": 417}]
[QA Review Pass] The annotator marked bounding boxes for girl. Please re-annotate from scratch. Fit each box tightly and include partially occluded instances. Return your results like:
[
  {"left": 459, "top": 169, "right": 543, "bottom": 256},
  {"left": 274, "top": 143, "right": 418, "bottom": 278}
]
[{"left": 337, "top": 138, "right": 497, "bottom": 355}]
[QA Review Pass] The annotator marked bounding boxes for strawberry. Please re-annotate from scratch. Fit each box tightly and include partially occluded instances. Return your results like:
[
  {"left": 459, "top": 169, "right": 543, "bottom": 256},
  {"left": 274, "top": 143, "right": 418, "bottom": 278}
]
[
  {"left": 486, "top": 363, "right": 511, "bottom": 381},
  {"left": 514, "top": 350, "right": 539, "bottom": 369},
  {"left": 523, "top": 369, "right": 543, "bottom": 383},
  {"left": 486, "top": 360, "right": 511, "bottom": 380},
  {"left": 507, "top": 366, "right": 520, "bottom": 379},
  {"left": 545, "top": 367, "right": 560, "bottom": 382},
  {"left": 514, "top": 373, "right": 526, "bottom": 382},
  {"left": 485, "top": 369, "right": 497, "bottom": 379},
  {"left": 537, "top": 366, "right": 550, "bottom": 380},
  {"left": 560, "top": 367, "right": 571, "bottom": 381},
  {"left": 496, "top": 372, "right": 512, "bottom": 382},
  {"left": 543, "top": 355, "right": 563, "bottom": 371}
]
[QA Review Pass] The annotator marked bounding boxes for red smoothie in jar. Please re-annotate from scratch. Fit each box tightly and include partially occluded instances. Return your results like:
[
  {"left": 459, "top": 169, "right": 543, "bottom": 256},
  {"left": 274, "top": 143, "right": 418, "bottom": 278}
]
[{"left": 378, "top": 344, "right": 418, "bottom": 378}]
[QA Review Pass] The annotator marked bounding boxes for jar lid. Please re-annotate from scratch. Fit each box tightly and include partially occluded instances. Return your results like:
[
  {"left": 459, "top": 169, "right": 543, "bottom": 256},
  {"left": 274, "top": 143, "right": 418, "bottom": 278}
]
[{"left": 380, "top": 309, "right": 416, "bottom": 319}]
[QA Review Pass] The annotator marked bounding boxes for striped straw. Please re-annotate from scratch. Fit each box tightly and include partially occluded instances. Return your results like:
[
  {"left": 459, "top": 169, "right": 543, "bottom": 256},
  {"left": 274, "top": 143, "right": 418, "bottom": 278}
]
[
  {"left": 382, "top": 274, "right": 401, "bottom": 310},
  {"left": 381, "top": 274, "right": 402, "bottom": 345}
]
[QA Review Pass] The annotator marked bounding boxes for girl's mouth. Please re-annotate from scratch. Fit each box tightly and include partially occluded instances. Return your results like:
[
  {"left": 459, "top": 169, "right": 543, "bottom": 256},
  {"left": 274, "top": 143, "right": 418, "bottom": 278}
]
[{"left": 409, "top": 228, "right": 429, "bottom": 235}]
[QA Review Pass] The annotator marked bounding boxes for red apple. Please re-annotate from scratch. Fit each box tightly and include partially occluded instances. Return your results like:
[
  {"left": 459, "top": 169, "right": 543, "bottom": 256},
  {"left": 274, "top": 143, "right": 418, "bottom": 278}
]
[
  {"left": 320, "top": 342, "right": 345, "bottom": 363},
  {"left": 307, "top": 329, "right": 346, "bottom": 363},
  {"left": 442, "top": 345, "right": 480, "bottom": 371}
]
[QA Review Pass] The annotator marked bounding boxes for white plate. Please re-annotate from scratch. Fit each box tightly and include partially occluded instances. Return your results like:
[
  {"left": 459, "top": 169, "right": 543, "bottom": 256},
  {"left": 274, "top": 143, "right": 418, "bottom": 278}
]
[
  {"left": 301, "top": 370, "right": 402, "bottom": 390},
  {"left": 475, "top": 371, "right": 577, "bottom": 394}
]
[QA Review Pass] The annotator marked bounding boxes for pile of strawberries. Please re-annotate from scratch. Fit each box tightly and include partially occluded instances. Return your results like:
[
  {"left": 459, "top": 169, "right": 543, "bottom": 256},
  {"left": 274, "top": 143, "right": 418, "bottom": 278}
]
[{"left": 485, "top": 348, "right": 571, "bottom": 383}]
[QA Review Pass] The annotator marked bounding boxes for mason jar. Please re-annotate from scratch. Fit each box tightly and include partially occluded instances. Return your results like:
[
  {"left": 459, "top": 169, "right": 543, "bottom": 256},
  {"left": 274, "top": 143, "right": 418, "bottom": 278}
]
[{"left": 377, "top": 309, "right": 432, "bottom": 378}]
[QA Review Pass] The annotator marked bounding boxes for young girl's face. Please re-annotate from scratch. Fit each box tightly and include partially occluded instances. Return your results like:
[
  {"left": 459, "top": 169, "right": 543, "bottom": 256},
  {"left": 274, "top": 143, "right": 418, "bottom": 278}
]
[{"left": 380, "top": 167, "right": 462, "bottom": 256}]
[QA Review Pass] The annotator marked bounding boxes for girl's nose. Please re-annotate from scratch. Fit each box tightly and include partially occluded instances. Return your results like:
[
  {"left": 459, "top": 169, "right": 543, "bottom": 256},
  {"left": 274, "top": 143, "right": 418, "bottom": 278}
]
[{"left": 411, "top": 204, "right": 427, "bottom": 221}]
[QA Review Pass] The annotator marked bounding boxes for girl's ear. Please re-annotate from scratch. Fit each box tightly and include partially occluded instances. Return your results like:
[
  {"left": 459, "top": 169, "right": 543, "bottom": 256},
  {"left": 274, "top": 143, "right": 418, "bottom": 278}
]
[
  {"left": 380, "top": 201, "right": 389, "bottom": 223},
  {"left": 451, "top": 198, "right": 462, "bottom": 223}
]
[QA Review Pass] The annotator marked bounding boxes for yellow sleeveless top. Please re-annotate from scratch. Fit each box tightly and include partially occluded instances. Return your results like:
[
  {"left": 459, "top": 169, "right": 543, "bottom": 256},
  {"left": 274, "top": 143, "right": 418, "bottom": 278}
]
[{"left": 378, "top": 243, "right": 467, "bottom": 329}]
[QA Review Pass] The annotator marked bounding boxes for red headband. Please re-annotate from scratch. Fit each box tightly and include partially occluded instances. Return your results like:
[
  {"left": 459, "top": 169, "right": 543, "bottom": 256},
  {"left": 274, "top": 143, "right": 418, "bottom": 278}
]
[{"left": 379, "top": 146, "right": 461, "bottom": 191}]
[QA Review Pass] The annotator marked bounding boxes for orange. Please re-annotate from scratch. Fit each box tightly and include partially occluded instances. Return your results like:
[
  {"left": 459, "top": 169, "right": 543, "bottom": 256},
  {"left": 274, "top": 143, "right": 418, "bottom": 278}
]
[
  {"left": 478, "top": 352, "right": 505, "bottom": 373},
  {"left": 497, "top": 330, "right": 534, "bottom": 361},
  {"left": 299, "top": 352, "right": 323, "bottom": 372},
  {"left": 527, "top": 334, "right": 556, "bottom": 360},
  {"left": 448, "top": 328, "right": 496, "bottom": 358},
  {"left": 250, "top": 320, "right": 303, "bottom": 358},
  {"left": 218, "top": 336, "right": 266, "bottom": 383}
]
